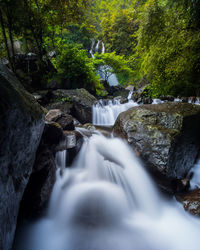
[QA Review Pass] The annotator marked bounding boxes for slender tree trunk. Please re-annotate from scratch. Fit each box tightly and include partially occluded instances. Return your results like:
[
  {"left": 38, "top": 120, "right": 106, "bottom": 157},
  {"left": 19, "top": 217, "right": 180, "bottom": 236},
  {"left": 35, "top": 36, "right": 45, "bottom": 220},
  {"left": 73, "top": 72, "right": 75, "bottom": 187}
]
[
  {"left": 23, "top": 0, "right": 43, "bottom": 61},
  {"left": 6, "top": 10, "right": 16, "bottom": 72},
  {"left": 0, "top": 8, "right": 14, "bottom": 71}
]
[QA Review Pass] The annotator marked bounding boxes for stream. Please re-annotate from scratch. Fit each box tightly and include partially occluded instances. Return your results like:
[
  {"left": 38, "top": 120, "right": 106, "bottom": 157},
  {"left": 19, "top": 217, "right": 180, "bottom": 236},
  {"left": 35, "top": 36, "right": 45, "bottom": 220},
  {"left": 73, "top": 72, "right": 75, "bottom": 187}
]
[{"left": 14, "top": 94, "right": 200, "bottom": 250}]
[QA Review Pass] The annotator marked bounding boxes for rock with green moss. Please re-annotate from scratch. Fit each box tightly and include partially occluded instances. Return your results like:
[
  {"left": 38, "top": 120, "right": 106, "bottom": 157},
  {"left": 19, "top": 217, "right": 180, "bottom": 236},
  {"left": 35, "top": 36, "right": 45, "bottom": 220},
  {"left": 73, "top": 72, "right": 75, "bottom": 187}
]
[
  {"left": 0, "top": 64, "right": 44, "bottom": 250},
  {"left": 51, "top": 88, "right": 97, "bottom": 124},
  {"left": 113, "top": 102, "right": 200, "bottom": 191}
]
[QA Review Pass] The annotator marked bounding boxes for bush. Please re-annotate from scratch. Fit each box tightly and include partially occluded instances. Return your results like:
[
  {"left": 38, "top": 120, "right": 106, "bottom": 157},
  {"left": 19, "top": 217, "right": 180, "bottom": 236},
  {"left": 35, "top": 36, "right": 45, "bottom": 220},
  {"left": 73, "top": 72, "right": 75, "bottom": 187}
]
[{"left": 53, "top": 44, "right": 102, "bottom": 94}]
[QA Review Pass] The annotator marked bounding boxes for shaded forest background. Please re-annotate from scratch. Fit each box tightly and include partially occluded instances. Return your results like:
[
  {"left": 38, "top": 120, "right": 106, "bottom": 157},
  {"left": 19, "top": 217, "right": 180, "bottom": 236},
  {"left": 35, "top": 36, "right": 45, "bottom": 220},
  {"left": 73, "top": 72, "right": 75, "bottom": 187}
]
[{"left": 0, "top": 0, "right": 200, "bottom": 97}]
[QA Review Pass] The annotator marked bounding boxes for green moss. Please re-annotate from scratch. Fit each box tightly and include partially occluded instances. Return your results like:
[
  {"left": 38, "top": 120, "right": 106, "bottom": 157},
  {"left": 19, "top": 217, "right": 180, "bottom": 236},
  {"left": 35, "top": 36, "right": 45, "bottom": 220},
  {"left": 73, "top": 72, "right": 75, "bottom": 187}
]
[{"left": 0, "top": 74, "right": 44, "bottom": 124}]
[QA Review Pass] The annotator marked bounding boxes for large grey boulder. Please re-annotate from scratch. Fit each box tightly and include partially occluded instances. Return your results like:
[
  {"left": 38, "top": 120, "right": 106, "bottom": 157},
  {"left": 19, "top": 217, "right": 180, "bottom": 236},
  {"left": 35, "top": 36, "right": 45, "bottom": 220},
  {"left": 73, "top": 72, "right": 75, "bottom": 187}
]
[
  {"left": 113, "top": 102, "right": 200, "bottom": 191},
  {"left": 0, "top": 65, "right": 44, "bottom": 250},
  {"left": 50, "top": 88, "right": 97, "bottom": 123}
]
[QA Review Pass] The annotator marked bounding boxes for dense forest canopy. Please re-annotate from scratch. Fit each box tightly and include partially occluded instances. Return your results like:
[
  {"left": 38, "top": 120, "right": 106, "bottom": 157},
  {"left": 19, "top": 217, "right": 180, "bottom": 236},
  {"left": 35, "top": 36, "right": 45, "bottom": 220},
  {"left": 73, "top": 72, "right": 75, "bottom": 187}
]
[{"left": 0, "top": 0, "right": 200, "bottom": 96}]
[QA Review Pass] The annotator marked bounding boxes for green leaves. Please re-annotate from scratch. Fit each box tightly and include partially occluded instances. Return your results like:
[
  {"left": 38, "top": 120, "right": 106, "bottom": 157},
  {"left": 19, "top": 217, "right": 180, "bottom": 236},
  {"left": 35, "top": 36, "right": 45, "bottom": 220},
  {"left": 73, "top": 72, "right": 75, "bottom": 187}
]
[
  {"left": 93, "top": 52, "right": 133, "bottom": 85},
  {"left": 54, "top": 44, "right": 102, "bottom": 94},
  {"left": 132, "top": 0, "right": 200, "bottom": 97}
]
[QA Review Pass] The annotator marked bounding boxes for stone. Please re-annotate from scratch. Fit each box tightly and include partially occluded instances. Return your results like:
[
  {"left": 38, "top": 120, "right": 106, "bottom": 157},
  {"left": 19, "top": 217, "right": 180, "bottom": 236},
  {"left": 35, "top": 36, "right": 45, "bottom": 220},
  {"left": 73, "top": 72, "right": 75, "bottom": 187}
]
[
  {"left": 0, "top": 64, "right": 44, "bottom": 250},
  {"left": 42, "top": 122, "right": 65, "bottom": 146},
  {"left": 176, "top": 189, "right": 200, "bottom": 216},
  {"left": 45, "top": 101, "right": 73, "bottom": 114},
  {"left": 113, "top": 102, "right": 200, "bottom": 192},
  {"left": 64, "top": 130, "right": 83, "bottom": 165},
  {"left": 142, "top": 97, "right": 153, "bottom": 104},
  {"left": 159, "top": 96, "right": 174, "bottom": 102},
  {"left": 17, "top": 120, "right": 69, "bottom": 220},
  {"left": 52, "top": 114, "right": 74, "bottom": 131},
  {"left": 51, "top": 88, "right": 97, "bottom": 123},
  {"left": 46, "top": 109, "right": 74, "bottom": 130},
  {"left": 45, "top": 109, "right": 62, "bottom": 122}
]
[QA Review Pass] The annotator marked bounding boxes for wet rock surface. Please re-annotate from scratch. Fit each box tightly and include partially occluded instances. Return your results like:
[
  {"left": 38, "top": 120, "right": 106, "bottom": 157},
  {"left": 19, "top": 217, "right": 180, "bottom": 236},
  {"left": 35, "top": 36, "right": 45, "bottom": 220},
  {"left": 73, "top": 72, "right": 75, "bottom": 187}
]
[
  {"left": 176, "top": 189, "right": 200, "bottom": 216},
  {"left": 50, "top": 88, "right": 97, "bottom": 124},
  {"left": 17, "top": 122, "right": 63, "bottom": 220},
  {"left": 46, "top": 109, "right": 74, "bottom": 130},
  {"left": 113, "top": 102, "right": 200, "bottom": 192},
  {"left": 0, "top": 64, "right": 44, "bottom": 250}
]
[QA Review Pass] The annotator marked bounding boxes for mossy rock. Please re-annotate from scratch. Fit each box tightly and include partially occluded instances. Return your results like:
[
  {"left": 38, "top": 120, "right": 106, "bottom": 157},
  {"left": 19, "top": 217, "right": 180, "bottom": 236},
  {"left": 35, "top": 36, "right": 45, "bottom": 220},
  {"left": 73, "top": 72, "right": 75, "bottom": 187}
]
[
  {"left": 113, "top": 102, "right": 200, "bottom": 192},
  {"left": 0, "top": 64, "right": 44, "bottom": 250}
]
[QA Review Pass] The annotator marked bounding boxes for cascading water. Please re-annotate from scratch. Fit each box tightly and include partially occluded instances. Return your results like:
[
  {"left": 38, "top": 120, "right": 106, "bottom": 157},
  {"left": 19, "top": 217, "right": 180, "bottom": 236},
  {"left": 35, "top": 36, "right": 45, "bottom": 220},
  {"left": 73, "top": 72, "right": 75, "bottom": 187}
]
[
  {"left": 92, "top": 93, "right": 138, "bottom": 126},
  {"left": 89, "top": 38, "right": 95, "bottom": 58},
  {"left": 15, "top": 134, "right": 200, "bottom": 250},
  {"left": 95, "top": 40, "right": 100, "bottom": 53},
  {"left": 188, "top": 158, "right": 200, "bottom": 189},
  {"left": 55, "top": 150, "right": 67, "bottom": 169},
  {"left": 102, "top": 42, "right": 105, "bottom": 54}
]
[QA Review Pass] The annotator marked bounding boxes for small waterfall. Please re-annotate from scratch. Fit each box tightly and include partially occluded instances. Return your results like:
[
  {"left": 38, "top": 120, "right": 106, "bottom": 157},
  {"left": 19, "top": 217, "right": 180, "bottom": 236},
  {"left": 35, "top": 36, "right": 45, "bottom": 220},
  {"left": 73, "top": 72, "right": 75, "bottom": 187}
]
[
  {"left": 15, "top": 134, "right": 200, "bottom": 250},
  {"left": 90, "top": 38, "right": 95, "bottom": 58},
  {"left": 127, "top": 90, "right": 133, "bottom": 100},
  {"left": 195, "top": 97, "right": 200, "bottom": 105},
  {"left": 92, "top": 97, "right": 138, "bottom": 126},
  {"left": 188, "top": 158, "right": 200, "bottom": 189},
  {"left": 55, "top": 150, "right": 67, "bottom": 169},
  {"left": 102, "top": 42, "right": 105, "bottom": 54},
  {"left": 95, "top": 40, "right": 100, "bottom": 53},
  {"left": 107, "top": 72, "right": 119, "bottom": 86}
]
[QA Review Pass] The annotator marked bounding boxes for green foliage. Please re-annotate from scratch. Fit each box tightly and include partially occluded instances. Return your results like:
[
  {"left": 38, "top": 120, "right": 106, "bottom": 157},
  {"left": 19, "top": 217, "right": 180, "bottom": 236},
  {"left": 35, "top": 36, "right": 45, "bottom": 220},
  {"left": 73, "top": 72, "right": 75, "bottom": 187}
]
[
  {"left": 132, "top": 0, "right": 200, "bottom": 97},
  {"left": 1, "top": 0, "right": 200, "bottom": 97},
  {"left": 93, "top": 52, "right": 133, "bottom": 85},
  {"left": 64, "top": 24, "right": 95, "bottom": 50},
  {"left": 53, "top": 44, "right": 102, "bottom": 94},
  {"left": 101, "top": 9, "right": 137, "bottom": 56}
]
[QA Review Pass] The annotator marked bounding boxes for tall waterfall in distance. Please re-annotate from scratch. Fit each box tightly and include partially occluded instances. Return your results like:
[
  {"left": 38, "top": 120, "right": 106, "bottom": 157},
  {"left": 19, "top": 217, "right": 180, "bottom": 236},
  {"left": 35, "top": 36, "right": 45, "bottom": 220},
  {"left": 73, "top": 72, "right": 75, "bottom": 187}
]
[
  {"left": 102, "top": 42, "right": 105, "bottom": 54},
  {"left": 15, "top": 134, "right": 200, "bottom": 250},
  {"left": 90, "top": 39, "right": 119, "bottom": 86},
  {"left": 90, "top": 38, "right": 95, "bottom": 58}
]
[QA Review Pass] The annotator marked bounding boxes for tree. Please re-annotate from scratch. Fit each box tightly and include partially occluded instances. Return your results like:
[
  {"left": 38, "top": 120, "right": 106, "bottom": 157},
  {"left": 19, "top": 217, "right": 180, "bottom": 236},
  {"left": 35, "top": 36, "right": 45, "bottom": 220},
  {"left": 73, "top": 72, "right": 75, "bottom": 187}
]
[
  {"left": 93, "top": 52, "right": 133, "bottom": 85},
  {"left": 54, "top": 44, "right": 101, "bottom": 94}
]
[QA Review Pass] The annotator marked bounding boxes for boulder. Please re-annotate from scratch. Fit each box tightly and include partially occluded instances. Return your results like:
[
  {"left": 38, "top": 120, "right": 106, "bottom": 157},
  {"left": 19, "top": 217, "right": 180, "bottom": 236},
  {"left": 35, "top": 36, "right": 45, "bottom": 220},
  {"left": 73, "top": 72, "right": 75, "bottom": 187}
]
[
  {"left": 113, "top": 102, "right": 200, "bottom": 192},
  {"left": 42, "top": 122, "right": 65, "bottom": 146},
  {"left": 45, "top": 109, "right": 62, "bottom": 121},
  {"left": 0, "top": 64, "right": 44, "bottom": 250},
  {"left": 45, "top": 100, "right": 73, "bottom": 114},
  {"left": 106, "top": 85, "right": 129, "bottom": 98},
  {"left": 64, "top": 130, "right": 83, "bottom": 165},
  {"left": 51, "top": 88, "right": 97, "bottom": 123},
  {"left": 176, "top": 189, "right": 200, "bottom": 216},
  {"left": 46, "top": 109, "right": 74, "bottom": 130},
  {"left": 17, "top": 122, "right": 65, "bottom": 220}
]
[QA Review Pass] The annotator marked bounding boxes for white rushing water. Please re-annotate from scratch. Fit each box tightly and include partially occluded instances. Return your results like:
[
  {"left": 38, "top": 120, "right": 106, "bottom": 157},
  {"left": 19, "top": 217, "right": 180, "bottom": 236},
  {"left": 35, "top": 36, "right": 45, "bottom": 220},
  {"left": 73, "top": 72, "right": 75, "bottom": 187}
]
[
  {"left": 93, "top": 95, "right": 138, "bottom": 126},
  {"left": 89, "top": 38, "right": 95, "bottom": 58},
  {"left": 16, "top": 134, "right": 200, "bottom": 250},
  {"left": 102, "top": 42, "right": 105, "bottom": 54},
  {"left": 188, "top": 158, "right": 200, "bottom": 189}
]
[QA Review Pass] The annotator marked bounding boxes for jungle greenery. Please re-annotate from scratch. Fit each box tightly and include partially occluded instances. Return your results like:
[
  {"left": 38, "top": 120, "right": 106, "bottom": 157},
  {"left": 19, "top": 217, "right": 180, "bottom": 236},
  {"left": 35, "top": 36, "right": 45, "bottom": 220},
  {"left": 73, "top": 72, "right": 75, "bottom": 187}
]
[{"left": 0, "top": 0, "right": 200, "bottom": 96}]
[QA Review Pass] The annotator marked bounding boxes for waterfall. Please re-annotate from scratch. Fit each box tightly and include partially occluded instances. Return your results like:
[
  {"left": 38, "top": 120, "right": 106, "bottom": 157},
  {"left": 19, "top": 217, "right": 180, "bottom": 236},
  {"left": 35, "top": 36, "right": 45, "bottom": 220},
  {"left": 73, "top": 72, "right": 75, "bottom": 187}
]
[
  {"left": 55, "top": 150, "right": 67, "bottom": 169},
  {"left": 102, "top": 42, "right": 105, "bottom": 54},
  {"left": 107, "top": 71, "right": 119, "bottom": 86},
  {"left": 188, "top": 158, "right": 200, "bottom": 189},
  {"left": 89, "top": 38, "right": 95, "bottom": 58},
  {"left": 92, "top": 97, "right": 138, "bottom": 126},
  {"left": 15, "top": 134, "right": 200, "bottom": 250},
  {"left": 90, "top": 39, "right": 119, "bottom": 86},
  {"left": 95, "top": 40, "right": 100, "bottom": 53}
]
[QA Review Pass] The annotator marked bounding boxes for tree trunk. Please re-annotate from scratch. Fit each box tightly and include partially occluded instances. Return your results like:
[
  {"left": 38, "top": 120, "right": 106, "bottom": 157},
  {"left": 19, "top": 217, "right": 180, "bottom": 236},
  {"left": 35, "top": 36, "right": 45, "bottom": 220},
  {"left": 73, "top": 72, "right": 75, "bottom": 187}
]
[{"left": 0, "top": 8, "right": 14, "bottom": 71}]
